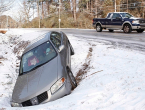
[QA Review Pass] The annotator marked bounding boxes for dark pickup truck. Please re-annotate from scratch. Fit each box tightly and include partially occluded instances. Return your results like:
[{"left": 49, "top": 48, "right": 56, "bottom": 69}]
[{"left": 93, "top": 12, "right": 145, "bottom": 33}]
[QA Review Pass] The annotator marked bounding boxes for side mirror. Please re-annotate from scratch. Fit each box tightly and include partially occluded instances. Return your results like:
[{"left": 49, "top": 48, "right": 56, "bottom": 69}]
[
  {"left": 15, "top": 69, "right": 19, "bottom": 73},
  {"left": 58, "top": 45, "right": 64, "bottom": 52}
]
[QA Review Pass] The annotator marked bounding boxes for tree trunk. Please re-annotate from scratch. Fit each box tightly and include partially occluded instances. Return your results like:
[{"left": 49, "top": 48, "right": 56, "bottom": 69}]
[
  {"left": 91, "top": 0, "right": 93, "bottom": 13},
  {"left": 142, "top": 0, "right": 144, "bottom": 18},
  {"left": 87, "top": 1, "right": 89, "bottom": 10},
  {"left": 95, "top": 0, "right": 98, "bottom": 18},
  {"left": 46, "top": 1, "right": 50, "bottom": 15},
  {"left": 42, "top": 1, "right": 44, "bottom": 19},
  {"left": 37, "top": 1, "right": 39, "bottom": 18},
  {"left": 73, "top": 0, "right": 76, "bottom": 21}
]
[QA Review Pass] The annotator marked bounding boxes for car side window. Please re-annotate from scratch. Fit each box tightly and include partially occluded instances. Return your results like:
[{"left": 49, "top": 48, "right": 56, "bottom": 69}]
[
  {"left": 112, "top": 13, "right": 121, "bottom": 19},
  {"left": 50, "top": 32, "right": 61, "bottom": 49}
]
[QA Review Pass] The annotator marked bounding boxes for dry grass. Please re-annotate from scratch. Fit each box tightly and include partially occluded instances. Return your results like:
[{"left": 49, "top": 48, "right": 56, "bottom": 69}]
[
  {"left": 75, "top": 47, "right": 93, "bottom": 84},
  {"left": 13, "top": 41, "right": 30, "bottom": 54},
  {"left": 75, "top": 63, "right": 89, "bottom": 84}
]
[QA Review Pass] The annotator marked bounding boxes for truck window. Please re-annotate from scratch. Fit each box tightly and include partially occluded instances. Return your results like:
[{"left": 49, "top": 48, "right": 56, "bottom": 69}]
[
  {"left": 112, "top": 13, "right": 121, "bottom": 19},
  {"left": 106, "top": 13, "right": 112, "bottom": 19}
]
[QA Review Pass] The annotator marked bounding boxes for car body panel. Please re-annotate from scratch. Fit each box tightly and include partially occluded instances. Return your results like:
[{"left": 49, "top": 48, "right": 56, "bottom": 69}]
[{"left": 12, "top": 57, "right": 58, "bottom": 103}]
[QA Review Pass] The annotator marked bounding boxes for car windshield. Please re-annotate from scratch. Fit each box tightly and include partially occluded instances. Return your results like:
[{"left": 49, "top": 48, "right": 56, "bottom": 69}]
[
  {"left": 120, "top": 13, "right": 133, "bottom": 18},
  {"left": 19, "top": 41, "right": 57, "bottom": 75}
]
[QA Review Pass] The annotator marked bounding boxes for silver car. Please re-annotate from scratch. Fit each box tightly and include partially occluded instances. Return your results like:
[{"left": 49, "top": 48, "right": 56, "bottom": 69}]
[{"left": 11, "top": 31, "right": 77, "bottom": 107}]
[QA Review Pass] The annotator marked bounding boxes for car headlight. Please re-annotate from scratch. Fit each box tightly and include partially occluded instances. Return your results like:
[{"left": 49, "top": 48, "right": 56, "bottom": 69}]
[
  {"left": 50, "top": 77, "right": 65, "bottom": 94},
  {"left": 132, "top": 20, "right": 139, "bottom": 24},
  {"left": 11, "top": 102, "right": 22, "bottom": 107}
]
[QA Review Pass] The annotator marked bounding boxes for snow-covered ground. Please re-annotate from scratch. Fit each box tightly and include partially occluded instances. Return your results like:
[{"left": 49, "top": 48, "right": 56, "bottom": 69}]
[{"left": 0, "top": 29, "right": 145, "bottom": 110}]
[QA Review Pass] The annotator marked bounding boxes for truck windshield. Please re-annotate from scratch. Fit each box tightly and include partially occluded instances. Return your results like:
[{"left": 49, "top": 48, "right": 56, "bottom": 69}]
[
  {"left": 19, "top": 41, "right": 57, "bottom": 75},
  {"left": 120, "top": 13, "right": 133, "bottom": 18}
]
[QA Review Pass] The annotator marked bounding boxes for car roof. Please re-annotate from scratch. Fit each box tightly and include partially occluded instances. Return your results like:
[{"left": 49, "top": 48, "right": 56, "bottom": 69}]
[{"left": 23, "top": 32, "right": 51, "bottom": 54}]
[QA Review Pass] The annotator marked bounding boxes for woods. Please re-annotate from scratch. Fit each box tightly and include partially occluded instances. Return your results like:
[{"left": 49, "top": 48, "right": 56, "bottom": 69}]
[{"left": 1, "top": 0, "right": 145, "bottom": 28}]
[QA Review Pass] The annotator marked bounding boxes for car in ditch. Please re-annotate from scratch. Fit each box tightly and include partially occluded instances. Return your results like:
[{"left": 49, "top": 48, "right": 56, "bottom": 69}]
[
  {"left": 93, "top": 12, "right": 145, "bottom": 33},
  {"left": 11, "top": 31, "right": 77, "bottom": 107}
]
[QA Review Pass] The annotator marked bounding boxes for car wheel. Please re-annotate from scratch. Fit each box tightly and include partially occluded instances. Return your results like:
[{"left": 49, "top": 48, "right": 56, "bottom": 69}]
[
  {"left": 67, "top": 68, "right": 77, "bottom": 89},
  {"left": 109, "top": 29, "right": 114, "bottom": 32},
  {"left": 96, "top": 24, "right": 102, "bottom": 32},
  {"left": 136, "top": 29, "right": 144, "bottom": 33},
  {"left": 123, "top": 24, "right": 132, "bottom": 33}
]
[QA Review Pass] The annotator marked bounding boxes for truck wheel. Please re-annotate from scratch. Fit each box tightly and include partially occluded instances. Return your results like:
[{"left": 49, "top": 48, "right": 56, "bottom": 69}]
[
  {"left": 96, "top": 24, "right": 102, "bottom": 32},
  {"left": 109, "top": 29, "right": 114, "bottom": 32},
  {"left": 123, "top": 24, "right": 132, "bottom": 33},
  {"left": 136, "top": 29, "right": 144, "bottom": 33}
]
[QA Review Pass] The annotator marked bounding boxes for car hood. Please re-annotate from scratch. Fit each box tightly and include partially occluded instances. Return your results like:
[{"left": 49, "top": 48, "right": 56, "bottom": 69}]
[
  {"left": 12, "top": 57, "right": 58, "bottom": 103},
  {"left": 130, "top": 17, "right": 140, "bottom": 20},
  {"left": 124, "top": 17, "right": 141, "bottom": 20}
]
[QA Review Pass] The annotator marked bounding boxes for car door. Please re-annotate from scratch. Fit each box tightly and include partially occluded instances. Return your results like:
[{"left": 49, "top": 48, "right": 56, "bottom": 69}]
[
  {"left": 50, "top": 32, "right": 68, "bottom": 67},
  {"left": 106, "top": 13, "right": 113, "bottom": 28},
  {"left": 63, "top": 33, "right": 71, "bottom": 68},
  {"left": 61, "top": 32, "right": 71, "bottom": 68},
  {"left": 110, "top": 13, "right": 122, "bottom": 29}
]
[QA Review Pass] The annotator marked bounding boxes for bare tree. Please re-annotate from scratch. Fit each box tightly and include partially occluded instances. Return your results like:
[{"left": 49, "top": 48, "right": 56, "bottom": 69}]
[
  {"left": 72, "top": 0, "right": 76, "bottom": 21},
  {"left": 14, "top": 10, "right": 26, "bottom": 28},
  {"left": 0, "top": 0, "right": 13, "bottom": 15},
  {"left": 22, "top": 1, "right": 33, "bottom": 23},
  {"left": 0, "top": 0, "right": 13, "bottom": 28}
]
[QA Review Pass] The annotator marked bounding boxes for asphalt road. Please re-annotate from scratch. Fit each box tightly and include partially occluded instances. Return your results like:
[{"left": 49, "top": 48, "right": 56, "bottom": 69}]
[{"left": 39, "top": 28, "right": 145, "bottom": 52}]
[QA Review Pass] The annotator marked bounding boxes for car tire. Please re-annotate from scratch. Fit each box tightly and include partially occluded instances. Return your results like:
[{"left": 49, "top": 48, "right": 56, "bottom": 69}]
[
  {"left": 67, "top": 68, "right": 77, "bottom": 90},
  {"left": 109, "top": 29, "right": 114, "bottom": 32},
  {"left": 96, "top": 24, "right": 102, "bottom": 32},
  {"left": 123, "top": 24, "right": 132, "bottom": 33},
  {"left": 136, "top": 29, "right": 144, "bottom": 33}
]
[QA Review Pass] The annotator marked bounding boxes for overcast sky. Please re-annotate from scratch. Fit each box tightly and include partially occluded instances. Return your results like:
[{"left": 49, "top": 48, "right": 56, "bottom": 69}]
[{"left": 2, "top": 0, "right": 26, "bottom": 19}]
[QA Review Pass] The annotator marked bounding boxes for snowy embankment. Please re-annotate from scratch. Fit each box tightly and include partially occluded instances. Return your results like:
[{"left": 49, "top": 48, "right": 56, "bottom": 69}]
[{"left": 0, "top": 29, "right": 145, "bottom": 110}]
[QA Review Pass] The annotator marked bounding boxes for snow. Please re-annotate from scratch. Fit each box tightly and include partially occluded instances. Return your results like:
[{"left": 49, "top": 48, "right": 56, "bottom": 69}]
[{"left": 0, "top": 29, "right": 145, "bottom": 110}]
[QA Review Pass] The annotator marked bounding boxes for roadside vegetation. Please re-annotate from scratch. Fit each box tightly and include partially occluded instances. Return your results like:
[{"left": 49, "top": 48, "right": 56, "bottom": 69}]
[
  {"left": 22, "top": 12, "right": 93, "bottom": 29},
  {"left": 0, "top": 0, "right": 145, "bottom": 28}
]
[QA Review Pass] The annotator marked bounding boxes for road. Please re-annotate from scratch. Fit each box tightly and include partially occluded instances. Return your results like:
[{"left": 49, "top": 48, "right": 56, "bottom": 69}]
[
  {"left": 39, "top": 28, "right": 145, "bottom": 52},
  {"left": 16, "top": 28, "right": 145, "bottom": 52}
]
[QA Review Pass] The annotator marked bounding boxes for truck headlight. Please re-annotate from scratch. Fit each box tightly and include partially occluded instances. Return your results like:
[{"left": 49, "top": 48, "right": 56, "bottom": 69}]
[
  {"left": 132, "top": 20, "right": 139, "bottom": 24},
  {"left": 50, "top": 77, "right": 65, "bottom": 94},
  {"left": 11, "top": 102, "right": 21, "bottom": 107}
]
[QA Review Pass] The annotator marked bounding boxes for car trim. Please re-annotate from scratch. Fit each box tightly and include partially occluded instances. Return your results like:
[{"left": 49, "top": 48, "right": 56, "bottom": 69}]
[
  {"left": 122, "top": 21, "right": 132, "bottom": 29},
  {"left": 132, "top": 26, "right": 145, "bottom": 29},
  {"left": 96, "top": 22, "right": 103, "bottom": 27}
]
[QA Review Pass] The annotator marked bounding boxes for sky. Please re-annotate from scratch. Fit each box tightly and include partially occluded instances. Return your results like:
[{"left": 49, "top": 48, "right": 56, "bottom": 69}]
[{"left": 2, "top": 0, "right": 25, "bottom": 19}]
